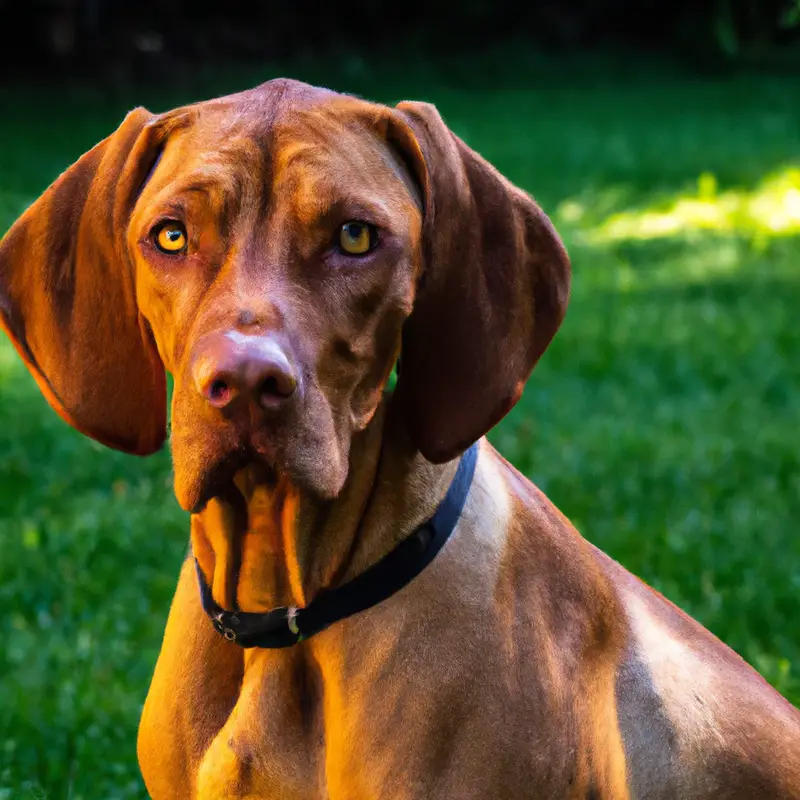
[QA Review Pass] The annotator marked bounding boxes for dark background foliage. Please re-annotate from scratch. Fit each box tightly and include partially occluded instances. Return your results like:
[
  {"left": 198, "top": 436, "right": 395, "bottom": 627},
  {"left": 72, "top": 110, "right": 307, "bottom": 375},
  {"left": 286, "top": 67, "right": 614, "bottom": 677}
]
[{"left": 1, "top": 0, "right": 799, "bottom": 83}]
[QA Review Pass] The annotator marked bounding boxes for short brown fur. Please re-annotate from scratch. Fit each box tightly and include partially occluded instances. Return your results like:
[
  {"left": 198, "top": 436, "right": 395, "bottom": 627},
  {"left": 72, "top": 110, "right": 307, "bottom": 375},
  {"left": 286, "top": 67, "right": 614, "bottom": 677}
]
[{"left": 1, "top": 79, "right": 798, "bottom": 798}]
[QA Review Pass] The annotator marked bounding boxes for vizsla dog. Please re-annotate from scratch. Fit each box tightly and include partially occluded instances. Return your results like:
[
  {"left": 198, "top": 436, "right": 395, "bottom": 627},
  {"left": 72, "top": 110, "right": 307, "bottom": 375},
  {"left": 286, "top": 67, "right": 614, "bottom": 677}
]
[{"left": 1, "top": 79, "right": 799, "bottom": 798}]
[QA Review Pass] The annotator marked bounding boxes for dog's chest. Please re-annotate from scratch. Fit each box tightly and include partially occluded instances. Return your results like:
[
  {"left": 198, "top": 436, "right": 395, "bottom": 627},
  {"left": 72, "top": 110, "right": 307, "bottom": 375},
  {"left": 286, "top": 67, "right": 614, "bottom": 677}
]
[
  {"left": 194, "top": 651, "right": 325, "bottom": 799},
  {"left": 190, "top": 639, "right": 626, "bottom": 800}
]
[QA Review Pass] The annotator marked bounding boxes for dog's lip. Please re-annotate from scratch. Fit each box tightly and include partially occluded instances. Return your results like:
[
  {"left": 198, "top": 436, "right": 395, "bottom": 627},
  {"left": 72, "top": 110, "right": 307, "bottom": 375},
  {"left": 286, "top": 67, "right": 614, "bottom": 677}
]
[
  {"left": 187, "top": 454, "right": 246, "bottom": 514},
  {"left": 187, "top": 443, "right": 279, "bottom": 514},
  {"left": 250, "top": 427, "right": 280, "bottom": 459}
]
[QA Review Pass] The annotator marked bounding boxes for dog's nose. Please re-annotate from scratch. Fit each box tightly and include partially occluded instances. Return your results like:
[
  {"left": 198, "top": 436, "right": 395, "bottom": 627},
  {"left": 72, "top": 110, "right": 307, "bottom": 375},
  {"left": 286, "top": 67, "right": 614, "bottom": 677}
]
[{"left": 192, "top": 332, "right": 298, "bottom": 411}]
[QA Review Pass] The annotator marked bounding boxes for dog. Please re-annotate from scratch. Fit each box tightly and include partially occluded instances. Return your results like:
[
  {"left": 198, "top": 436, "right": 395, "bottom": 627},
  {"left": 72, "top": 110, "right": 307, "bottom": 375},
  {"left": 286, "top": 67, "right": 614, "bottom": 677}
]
[{"left": 1, "top": 79, "right": 798, "bottom": 799}]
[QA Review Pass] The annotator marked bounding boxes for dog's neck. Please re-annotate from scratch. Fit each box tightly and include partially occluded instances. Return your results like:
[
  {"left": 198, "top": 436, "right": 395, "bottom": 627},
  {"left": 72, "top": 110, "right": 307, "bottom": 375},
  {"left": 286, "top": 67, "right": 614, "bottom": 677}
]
[{"left": 190, "top": 401, "right": 459, "bottom": 613}]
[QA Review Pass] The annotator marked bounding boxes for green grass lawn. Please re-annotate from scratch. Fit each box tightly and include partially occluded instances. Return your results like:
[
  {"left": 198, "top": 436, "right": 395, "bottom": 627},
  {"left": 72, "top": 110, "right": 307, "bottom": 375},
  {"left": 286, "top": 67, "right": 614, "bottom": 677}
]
[{"left": 1, "top": 56, "right": 799, "bottom": 798}]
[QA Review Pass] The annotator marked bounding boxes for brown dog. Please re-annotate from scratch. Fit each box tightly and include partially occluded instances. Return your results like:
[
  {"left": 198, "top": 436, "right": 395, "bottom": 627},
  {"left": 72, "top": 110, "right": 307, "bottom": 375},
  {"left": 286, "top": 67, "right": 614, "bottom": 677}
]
[{"left": 1, "top": 79, "right": 799, "bottom": 798}]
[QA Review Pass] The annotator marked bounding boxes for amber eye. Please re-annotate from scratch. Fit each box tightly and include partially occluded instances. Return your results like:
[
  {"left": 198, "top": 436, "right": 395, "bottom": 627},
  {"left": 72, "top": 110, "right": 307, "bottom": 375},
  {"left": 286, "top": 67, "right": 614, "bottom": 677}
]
[
  {"left": 338, "top": 221, "right": 375, "bottom": 255},
  {"left": 154, "top": 222, "right": 188, "bottom": 254}
]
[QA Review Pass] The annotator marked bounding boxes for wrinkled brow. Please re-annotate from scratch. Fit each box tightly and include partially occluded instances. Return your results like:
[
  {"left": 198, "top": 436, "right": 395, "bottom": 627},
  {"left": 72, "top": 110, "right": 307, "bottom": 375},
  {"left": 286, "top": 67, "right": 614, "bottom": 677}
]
[
  {"left": 165, "top": 161, "right": 246, "bottom": 196},
  {"left": 292, "top": 194, "right": 396, "bottom": 230},
  {"left": 168, "top": 178, "right": 220, "bottom": 198},
  {"left": 153, "top": 164, "right": 248, "bottom": 219}
]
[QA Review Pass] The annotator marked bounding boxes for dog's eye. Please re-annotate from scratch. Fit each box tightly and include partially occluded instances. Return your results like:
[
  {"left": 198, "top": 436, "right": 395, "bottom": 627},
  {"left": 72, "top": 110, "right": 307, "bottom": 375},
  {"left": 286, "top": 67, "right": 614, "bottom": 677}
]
[
  {"left": 338, "top": 222, "right": 376, "bottom": 256},
  {"left": 154, "top": 222, "right": 188, "bottom": 254}
]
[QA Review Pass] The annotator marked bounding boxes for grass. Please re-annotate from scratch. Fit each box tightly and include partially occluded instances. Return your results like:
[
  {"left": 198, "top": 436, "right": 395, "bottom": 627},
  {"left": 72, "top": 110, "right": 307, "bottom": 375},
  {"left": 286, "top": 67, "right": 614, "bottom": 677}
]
[{"left": 1, "top": 55, "right": 799, "bottom": 797}]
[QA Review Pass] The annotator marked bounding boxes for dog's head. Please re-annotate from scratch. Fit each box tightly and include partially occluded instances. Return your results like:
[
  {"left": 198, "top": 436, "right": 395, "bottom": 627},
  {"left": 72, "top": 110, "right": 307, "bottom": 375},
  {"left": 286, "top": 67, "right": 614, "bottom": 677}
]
[{"left": 0, "top": 79, "right": 570, "bottom": 512}]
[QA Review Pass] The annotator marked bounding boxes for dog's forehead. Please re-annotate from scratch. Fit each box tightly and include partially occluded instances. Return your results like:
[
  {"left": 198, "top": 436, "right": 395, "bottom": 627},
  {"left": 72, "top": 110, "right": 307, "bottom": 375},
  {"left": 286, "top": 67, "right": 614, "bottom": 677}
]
[
  {"left": 204, "top": 79, "right": 334, "bottom": 114},
  {"left": 149, "top": 79, "right": 407, "bottom": 208},
  {"left": 177, "top": 78, "right": 371, "bottom": 143}
]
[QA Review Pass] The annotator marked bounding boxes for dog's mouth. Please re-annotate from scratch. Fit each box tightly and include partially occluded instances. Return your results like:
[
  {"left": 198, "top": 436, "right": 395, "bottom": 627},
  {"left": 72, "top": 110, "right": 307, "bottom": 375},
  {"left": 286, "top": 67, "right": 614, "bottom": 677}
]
[
  {"left": 169, "top": 387, "right": 296, "bottom": 513},
  {"left": 185, "top": 445, "right": 279, "bottom": 515},
  {"left": 171, "top": 380, "right": 351, "bottom": 513}
]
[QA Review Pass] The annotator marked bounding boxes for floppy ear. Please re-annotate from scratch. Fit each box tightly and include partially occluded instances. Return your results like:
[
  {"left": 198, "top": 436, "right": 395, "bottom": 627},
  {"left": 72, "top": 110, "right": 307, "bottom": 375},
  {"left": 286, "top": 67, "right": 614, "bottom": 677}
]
[
  {"left": 387, "top": 101, "right": 571, "bottom": 463},
  {"left": 0, "top": 108, "right": 167, "bottom": 455}
]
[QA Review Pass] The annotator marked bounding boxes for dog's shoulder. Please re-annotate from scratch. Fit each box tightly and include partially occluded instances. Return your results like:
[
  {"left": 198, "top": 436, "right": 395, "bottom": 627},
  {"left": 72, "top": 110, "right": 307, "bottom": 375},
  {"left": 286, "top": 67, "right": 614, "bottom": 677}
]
[
  {"left": 469, "top": 441, "right": 628, "bottom": 678},
  {"left": 474, "top": 442, "right": 800, "bottom": 797},
  {"left": 594, "top": 547, "right": 800, "bottom": 798}
]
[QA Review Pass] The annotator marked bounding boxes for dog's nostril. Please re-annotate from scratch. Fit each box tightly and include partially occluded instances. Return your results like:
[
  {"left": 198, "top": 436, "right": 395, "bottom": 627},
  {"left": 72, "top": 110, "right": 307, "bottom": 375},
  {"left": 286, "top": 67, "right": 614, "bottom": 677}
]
[
  {"left": 209, "top": 379, "right": 230, "bottom": 403},
  {"left": 258, "top": 369, "right": 297, "bottom": 403},
  {"left": 260, "top": 376, "right": 283, "bottom": 398},
  {"left": 194, "top": 336, "right": 298, "bottom": 410}
]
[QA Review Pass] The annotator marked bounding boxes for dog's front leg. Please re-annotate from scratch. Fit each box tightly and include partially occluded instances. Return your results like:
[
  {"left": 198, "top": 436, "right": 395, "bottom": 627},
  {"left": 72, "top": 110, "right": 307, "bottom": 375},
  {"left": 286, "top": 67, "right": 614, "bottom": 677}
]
[{"left": 138, "top": 557, "right": 244, "bottom": 799}]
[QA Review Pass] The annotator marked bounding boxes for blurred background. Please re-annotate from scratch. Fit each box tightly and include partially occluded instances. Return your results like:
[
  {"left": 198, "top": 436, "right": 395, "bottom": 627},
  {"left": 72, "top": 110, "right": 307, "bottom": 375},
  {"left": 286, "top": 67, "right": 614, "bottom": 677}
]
[{"left": 1, "top": 1, "right": 799, "bottom": 797}]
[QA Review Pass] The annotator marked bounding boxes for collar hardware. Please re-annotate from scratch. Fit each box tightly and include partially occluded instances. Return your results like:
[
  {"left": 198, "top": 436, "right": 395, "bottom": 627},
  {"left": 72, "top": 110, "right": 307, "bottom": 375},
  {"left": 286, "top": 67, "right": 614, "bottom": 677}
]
[
  {"left": 195, "top": 442, "right": 478, "bottom": 649},
  {"left": 286, "top": 606, "right": 300, "bottom": 635}
]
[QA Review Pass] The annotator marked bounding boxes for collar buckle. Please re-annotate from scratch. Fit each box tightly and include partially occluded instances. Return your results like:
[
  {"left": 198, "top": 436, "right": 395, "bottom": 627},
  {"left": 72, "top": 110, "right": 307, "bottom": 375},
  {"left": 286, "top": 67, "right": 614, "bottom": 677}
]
[
  {"left": 213, "top": 619, "right": 237, "bottom": 641},
  {"left": 212, "top": 614, "right": 238, "bottom": 642},
  {"left": 194, "top": 442, "right": 478, "bottom": 649},
  {"left": 286, "top": 606, "right": 301, "bottom": 635}
]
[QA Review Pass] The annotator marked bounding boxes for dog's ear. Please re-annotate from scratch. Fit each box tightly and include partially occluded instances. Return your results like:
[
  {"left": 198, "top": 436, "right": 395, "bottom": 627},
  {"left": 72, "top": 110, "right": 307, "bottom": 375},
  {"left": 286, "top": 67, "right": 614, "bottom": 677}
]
[
  {"left": 0, "top": 108, "right": 167, "bottom": 455},
  {"left": 387, "top": 101, "right": 571, "bottom": 463}
]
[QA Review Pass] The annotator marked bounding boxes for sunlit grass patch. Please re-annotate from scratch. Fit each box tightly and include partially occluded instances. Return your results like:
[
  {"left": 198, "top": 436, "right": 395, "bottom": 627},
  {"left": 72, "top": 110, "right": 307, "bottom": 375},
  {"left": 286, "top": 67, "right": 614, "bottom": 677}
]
[
  {"left": 552, "top": 166, "right": 800, "bottom": 292},
  {"left": 586, "top": 166, "right": 800, "bottom": 244}
]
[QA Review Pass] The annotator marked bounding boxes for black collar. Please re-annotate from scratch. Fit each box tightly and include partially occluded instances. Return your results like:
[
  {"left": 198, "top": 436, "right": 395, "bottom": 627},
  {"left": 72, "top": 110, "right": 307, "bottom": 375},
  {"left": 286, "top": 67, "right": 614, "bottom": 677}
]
[{"left": 195, "top": 443, "right": 478, "bottom": 649}]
